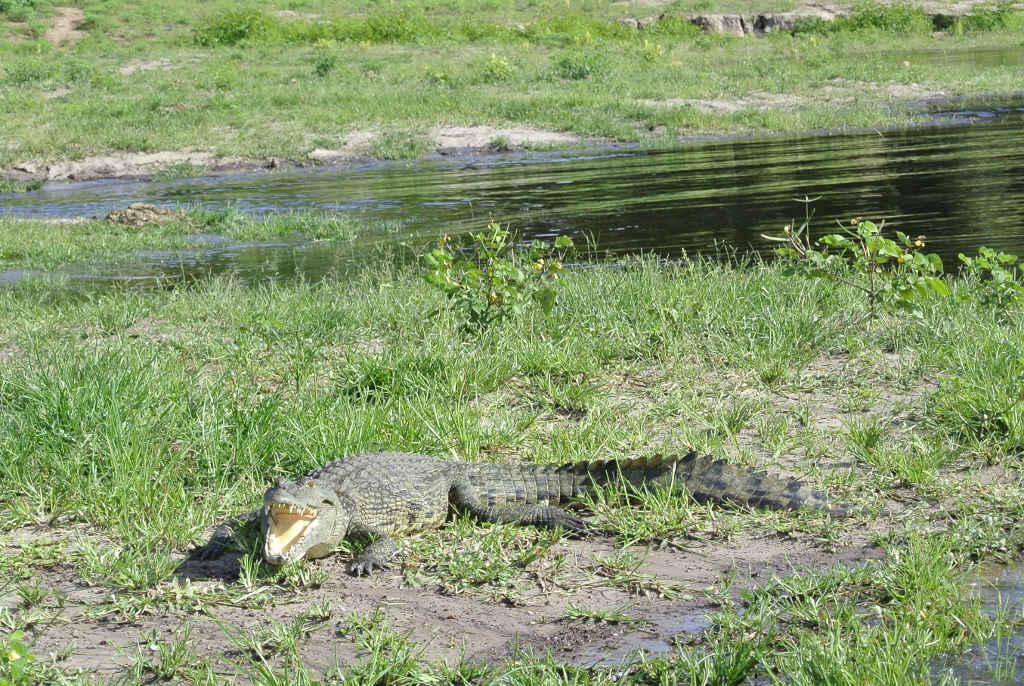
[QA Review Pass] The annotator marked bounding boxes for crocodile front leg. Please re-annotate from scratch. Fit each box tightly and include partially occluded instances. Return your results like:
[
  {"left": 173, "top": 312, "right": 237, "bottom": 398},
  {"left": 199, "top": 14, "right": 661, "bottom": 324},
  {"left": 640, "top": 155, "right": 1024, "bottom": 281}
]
[
  {"left": 350, "top": 535, "right": 399, "bottom": 576},
  {"left": 192, "top": 508, "right": 262, "bottom": 560},
  {"left": 450, "top": 482, "right": 594, "bottom": 534}
]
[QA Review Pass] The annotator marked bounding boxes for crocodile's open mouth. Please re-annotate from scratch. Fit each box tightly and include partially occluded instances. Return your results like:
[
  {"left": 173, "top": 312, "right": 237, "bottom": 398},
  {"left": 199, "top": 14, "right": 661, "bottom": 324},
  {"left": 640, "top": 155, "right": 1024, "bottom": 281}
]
[{"left": 265, "top": 503, "right": 318, "bottom": 559}]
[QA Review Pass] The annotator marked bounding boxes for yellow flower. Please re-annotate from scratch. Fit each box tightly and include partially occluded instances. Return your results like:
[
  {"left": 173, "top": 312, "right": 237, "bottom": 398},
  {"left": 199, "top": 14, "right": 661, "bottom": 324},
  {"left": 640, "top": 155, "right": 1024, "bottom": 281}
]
[
  {"left": 438, "top": 235, "right": 448, "bottom": 247},
  {"left": 552, "top": 273, "right": 559, "bottom": 280},
  {"left": 533, "top": 261, "right": 544, "bottom": 271},
  {"left": 552, "top": 260, "right": 562, "bottom": 271},
  {"left": 914, "top": 240, "right": 924, "bottom": 248},
  {"left": 897, "top": 255, "right": 905, "bottom": 264},
  {"left": 489, "top": 291, "right": 500, "bottom": 304},
  {"left": 7, "top": 650, "right": 21, "bottom": 662},
  {"left": 784, "top": 224, "right": 791, "bottom": 234}
]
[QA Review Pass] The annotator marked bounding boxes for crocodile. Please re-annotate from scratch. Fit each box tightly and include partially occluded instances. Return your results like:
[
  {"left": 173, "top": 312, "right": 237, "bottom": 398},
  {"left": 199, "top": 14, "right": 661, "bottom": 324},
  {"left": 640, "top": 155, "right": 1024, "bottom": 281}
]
[{"left": 194, "top": 450, "right": 851, "bottom": 575}]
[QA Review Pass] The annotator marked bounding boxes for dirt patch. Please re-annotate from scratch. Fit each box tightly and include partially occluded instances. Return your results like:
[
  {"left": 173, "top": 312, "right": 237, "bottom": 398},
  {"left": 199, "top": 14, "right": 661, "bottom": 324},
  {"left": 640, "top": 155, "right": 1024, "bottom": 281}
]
[
  {"left": 6, "top": 524, "right": 884, "bottom": 678},
  {"left": 430, "top": 126, "right": 581, "bottom": 151},
  {"left": 118, "top": 58, "right": 173, "bottom": 77},
  {"left": 45, "top": 7, "right": 86, "bottom": 46},
  {"left": 639, "top": 93, "right": 807, "bottom": 114},
  {"left": 7, "top": 151, "right": 252, "bottom": 182},
  {"left": 640, "top": 78, "right": 952, "bottom": 115},
  {"left": 307, "top": 126, "right": 582, "bottom": 165}
]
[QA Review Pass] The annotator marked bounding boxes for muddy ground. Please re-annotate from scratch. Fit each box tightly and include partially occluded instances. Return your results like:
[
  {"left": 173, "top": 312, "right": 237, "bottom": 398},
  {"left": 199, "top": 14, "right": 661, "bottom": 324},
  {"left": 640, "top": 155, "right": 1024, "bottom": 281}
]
[{"left": 0, "top": 353, "right": 955, "bottom": 680}]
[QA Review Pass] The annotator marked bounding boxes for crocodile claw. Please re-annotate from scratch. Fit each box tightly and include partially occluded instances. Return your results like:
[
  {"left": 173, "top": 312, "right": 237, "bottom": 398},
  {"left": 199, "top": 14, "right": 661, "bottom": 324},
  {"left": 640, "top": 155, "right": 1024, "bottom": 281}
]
[
  {"left": 192, "top": 537, "right": 229, "bottom": 561},
  {"left": 560, "top": 514, "right": 600, "bottom": 537}
]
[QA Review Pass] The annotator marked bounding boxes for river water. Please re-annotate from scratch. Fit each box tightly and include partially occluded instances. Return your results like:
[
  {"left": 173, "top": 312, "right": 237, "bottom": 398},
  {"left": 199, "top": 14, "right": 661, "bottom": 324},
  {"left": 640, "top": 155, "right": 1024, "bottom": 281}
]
[{"left": 2, "top": 99, "right": 1024, "bottom": 287}]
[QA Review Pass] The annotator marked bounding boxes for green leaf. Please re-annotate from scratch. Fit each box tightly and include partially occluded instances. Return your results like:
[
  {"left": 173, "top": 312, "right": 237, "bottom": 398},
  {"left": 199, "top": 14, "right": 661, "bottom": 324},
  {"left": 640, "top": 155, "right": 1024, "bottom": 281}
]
[
  {"left": 926, "top": 277, "right": 949, "bottom": 296},
  {"left": 533, "top": 287, "right": 556, "bottom": 315}
]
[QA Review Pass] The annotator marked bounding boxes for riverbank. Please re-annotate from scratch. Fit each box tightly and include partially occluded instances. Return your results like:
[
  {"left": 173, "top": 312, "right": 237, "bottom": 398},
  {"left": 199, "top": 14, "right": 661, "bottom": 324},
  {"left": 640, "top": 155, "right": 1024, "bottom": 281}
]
[
  {"left": 2, "top": 0, "right": 1023, "bottom": 181},
  {"left": 1, "top": 222, "right": 1022, "bottom": 681}
]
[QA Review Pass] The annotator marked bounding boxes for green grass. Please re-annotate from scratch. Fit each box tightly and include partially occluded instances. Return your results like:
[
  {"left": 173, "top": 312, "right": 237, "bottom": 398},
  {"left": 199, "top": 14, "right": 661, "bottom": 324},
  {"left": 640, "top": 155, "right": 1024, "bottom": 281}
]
[
  {"left": 1, "top": 1, "right": 1023, "bottom": 170},
  {"left": 0, "top": 212, "right": 1023, "bottom": 681},
  {"left": 0, "top": 210, "right": 363, "bottom": 270}
]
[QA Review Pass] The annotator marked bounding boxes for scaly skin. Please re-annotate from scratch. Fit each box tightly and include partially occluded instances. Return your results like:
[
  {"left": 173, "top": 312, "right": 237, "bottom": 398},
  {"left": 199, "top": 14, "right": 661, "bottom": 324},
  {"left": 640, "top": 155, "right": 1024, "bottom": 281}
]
[{"left": 194, "top": 450, "right": 851, "bottom": 575}]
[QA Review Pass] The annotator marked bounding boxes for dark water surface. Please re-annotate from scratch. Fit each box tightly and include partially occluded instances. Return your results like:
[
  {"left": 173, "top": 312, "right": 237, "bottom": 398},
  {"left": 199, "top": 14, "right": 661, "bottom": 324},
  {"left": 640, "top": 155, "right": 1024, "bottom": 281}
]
[
  {"left": 2, "top": 101, "right": 1024, "bottom": 286},
  {"left": 934, "top": 565, "right": 1024, "bottom": 685}
]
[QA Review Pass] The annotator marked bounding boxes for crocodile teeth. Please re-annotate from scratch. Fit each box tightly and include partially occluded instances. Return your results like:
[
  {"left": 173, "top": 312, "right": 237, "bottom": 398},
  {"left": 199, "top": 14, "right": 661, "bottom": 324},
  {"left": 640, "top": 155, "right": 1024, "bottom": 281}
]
[{"left": 266, "top": 504, "right": 318, "bottom": 557}]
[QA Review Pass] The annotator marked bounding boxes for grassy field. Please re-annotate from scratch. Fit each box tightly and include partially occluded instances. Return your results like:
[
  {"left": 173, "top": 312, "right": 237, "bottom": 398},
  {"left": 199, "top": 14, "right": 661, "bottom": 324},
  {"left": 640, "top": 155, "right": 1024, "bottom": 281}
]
[
  {"left": 1, "top": 0, "right": 1023, "bottom": 175},
  {"left": 0, "top": 211, "right": 1023, "bottom": 682}
]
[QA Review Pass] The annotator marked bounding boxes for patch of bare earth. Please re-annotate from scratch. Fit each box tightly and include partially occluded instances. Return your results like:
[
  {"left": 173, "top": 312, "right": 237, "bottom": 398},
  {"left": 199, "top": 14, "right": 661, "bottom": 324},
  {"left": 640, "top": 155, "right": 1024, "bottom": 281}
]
[
  {"left": 639, "top": 79, "right": 951, "bottom": 115},
  {"left": 44, "top": 7, "right": 86, "bottom": 46},
  {"left": 5, "top": 523, "right": 882, "bottom": 678},
  {"left": 308, "top": 126, "right": 581, "bottom": 165},
  {"left": 9, "top": 151, "right": 251, "bottom": 182}
]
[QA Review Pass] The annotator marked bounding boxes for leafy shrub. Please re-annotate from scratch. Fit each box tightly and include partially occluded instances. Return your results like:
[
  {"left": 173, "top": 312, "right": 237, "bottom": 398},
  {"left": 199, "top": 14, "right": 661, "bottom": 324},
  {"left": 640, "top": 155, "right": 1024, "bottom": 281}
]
[
  {"left": 194, "top": 9, "right": 275, "bottom": 46},
  {"left": 1, "top": 631, "right": 34, "bottom": 686},
  {"left": 835, "top": 1, "right": 932, "bottom": 33},
  {"left": 794, "top": 2, "right": 932, "bottom": 35},
  {"left": 423, "top": 223, "right": 574, "bottom": 330},
  {"left": 765, "top": 205, "right": 947, "bottom": 319},
  {"left": 2, "top": 57, "right": 56, "bottom": 86},
  {"left": 479, "top": 53, "right": 514, "bottom": 82},
  {"left": 0, "top": 0, "right": 37, "bottom": 21},
  {"left": 361, "top": 10, "right": 423, "bottom": 42},
  {"left": 647, "top": 15, "right": 702, "bottom": 38},
  {"left": 960, "top": 2, "right": 1024, "bottom": 31},
  {"left": 958, "top": 246, "right": 1024, "bottom": 307},
  {"left": 554, "top": 50, "right": 609, "bottom": 80},
  {"left": 312, "top": 39, "right": 338, "bottom": 77},
  {"left": 791, "top": 16, "right": 833, "bottom": 35}
]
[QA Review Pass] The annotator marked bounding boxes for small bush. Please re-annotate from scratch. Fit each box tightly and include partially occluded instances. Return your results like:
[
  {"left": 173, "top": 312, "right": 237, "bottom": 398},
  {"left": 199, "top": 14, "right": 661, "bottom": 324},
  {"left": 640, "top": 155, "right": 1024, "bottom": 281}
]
[
  {"left": 836, "top": 1, "right": 932, "bottom": 33},
  {"left": 647, "top": 15, "right": 702, "bottom": 38},
  {"left": 554, "top": 50, "right": 609, "bottom": 80},
  {"left": 794, "top": 2, "right": 933, "bottom": 35},
  {"left": 361, "top": 10, "right": 424, "bottom": 42},
  {"left": 0, "top": 0, "right": 37, "bottom": 21},
  {"left": 960, "top": 1, "right": 1024, "bottom": 31},
  {"left": 194, "top": 8, "right": 275, "bottom": 46},
  {"left": 2, "top": 57, "right": 56, "bottom": 86},
  {"left": 422, "top": 223, "right": 574, "bottom": 331},
  {"left": 312, "top": 39, "right": 339, "bottom": 77},
  {"left": 791, "top": 16, "right": 833, "bottom": 35},
  {"left": 479, "top": 53, "right": 514, "bottom": 82}
]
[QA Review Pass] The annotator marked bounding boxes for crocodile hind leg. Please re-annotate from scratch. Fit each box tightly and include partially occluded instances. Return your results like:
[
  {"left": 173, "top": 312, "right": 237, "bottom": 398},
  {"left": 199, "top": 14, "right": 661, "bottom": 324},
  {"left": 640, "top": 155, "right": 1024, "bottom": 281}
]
[{"left": 450, "top": 482, "right": 593, "bottom": 534}]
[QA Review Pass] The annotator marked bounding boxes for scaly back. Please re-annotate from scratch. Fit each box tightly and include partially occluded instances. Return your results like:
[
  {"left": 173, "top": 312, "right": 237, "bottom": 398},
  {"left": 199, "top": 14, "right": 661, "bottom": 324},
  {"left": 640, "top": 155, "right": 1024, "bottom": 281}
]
[{"left": 461, "top": 452, "right": 847, "bottom": 514}]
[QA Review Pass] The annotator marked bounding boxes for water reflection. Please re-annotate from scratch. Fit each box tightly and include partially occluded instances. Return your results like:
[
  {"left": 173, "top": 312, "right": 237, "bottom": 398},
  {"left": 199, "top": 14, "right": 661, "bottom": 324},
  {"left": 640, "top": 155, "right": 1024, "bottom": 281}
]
[
  {"left": 935, "top": 565, "right": 1024, "bottom": 685},
  {"left": 2, "top": 101, "right": 1024, "bottom": 288}
]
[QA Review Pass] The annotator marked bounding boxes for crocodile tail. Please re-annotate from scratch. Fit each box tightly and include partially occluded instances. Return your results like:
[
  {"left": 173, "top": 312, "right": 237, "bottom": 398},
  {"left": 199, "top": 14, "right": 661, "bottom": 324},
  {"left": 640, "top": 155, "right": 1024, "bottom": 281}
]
[{"left": 554, "top": 451, "right": 849, "bottom": 515}]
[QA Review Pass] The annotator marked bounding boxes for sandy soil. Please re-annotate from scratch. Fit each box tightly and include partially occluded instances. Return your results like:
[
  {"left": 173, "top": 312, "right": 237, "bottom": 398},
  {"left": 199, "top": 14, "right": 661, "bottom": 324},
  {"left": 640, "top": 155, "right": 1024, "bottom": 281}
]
[
  {"left": 43, "top": 7, "right": 86, "bottom": 46},
  {"left": 3, "top": 127, "right": 585, "bottom": 182}
]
